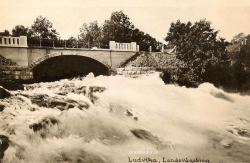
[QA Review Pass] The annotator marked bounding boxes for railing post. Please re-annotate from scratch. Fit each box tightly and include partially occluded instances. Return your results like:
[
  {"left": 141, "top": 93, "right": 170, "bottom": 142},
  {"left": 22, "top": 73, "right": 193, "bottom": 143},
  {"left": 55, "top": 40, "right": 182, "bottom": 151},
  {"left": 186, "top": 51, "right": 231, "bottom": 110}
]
[
  {"left": 39, "top": 38, "right": 41, "bottom": 47},
  {"left": 53, "top": 39, "right": 54, "bottom": 48},
  {"left": 65, "top": 40, "right": 66, "bottom": 48},
  {"left": 110, "top": 50, "right": 112, "bottom": 67}
]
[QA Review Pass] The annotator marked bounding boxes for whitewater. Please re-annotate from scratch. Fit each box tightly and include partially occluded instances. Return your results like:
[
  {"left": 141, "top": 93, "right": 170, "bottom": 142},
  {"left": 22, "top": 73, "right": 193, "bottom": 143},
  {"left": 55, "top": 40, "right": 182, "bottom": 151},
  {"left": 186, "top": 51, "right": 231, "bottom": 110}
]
[{"left": 0, "top": 72, "right": 249, "bottom": 163}]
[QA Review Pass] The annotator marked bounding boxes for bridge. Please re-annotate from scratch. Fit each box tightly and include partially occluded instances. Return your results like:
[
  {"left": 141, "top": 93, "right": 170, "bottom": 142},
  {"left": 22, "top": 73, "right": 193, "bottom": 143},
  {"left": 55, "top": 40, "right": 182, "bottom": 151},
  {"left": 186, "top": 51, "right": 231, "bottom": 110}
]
[{"left": 0, "top": 36, "right": 138, "bottom": 81}]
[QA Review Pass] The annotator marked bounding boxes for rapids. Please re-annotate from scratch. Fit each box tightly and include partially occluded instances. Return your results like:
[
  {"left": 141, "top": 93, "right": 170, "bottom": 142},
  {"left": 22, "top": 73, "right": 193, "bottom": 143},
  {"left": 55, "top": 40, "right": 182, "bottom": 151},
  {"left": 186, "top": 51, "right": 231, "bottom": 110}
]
[{"left": 0, "top": 73, "right": 249, "bottom": 163}]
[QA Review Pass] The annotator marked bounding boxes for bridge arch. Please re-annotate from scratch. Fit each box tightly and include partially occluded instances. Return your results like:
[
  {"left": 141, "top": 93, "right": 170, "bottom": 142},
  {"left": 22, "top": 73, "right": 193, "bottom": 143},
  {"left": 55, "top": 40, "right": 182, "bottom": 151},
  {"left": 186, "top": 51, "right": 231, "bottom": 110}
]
[
  {"left": 32, "top": 55, "right": 110, "bottom": 82},
  {"left": 29, "top": 52, "right": 111, "bottom": 69}
]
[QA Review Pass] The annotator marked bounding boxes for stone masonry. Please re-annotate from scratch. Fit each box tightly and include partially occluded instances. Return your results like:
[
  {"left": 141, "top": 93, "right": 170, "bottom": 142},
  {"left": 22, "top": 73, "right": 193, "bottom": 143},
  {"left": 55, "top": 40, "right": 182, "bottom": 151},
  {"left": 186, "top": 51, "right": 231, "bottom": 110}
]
[{"left": 0, "top": 66, "right": 33, "bottom": 80}]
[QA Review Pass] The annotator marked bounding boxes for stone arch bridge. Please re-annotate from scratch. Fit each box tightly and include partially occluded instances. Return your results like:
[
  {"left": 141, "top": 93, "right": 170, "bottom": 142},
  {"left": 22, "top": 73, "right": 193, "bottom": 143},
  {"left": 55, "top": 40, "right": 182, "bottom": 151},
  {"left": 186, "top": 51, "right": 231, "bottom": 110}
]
[{"left": 0, "top": 47, "right": 136, "bottom": 81}]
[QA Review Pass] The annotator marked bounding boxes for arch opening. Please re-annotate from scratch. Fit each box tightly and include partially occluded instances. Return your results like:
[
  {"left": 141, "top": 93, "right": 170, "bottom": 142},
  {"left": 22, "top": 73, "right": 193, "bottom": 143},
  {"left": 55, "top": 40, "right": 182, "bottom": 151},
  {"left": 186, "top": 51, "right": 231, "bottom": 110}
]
[{"left": 33, "top": 55, "right": 110, "bottom": 82}]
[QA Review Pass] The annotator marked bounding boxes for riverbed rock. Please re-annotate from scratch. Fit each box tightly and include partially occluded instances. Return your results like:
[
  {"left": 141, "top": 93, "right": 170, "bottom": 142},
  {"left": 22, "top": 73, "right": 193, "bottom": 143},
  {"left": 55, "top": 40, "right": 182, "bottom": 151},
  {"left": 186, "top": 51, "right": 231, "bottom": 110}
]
[
  {"left": 0, "top": 135, "right": 9, "bottom": 159},
  {"left": 130, "top": 129, "right": 172, "bottom": 150},
  {"left": 0, "top": 87, "right": 11, "bottom": 99},
  {"left": 27, "top": 93, "right": 90, "bottom": 110},
  {"left": 0, "top": 105, "right": 5, "bottom": 112},
  {"left": 0, "top": 79, "right": 25, "bottom": 91},
  {"left": 211, "top": 92, "right": 234, "bottom": 103},
  {"left": 29, "top": 116, "right": 59, "bottom": 132},
  {"left": 29, "top": 116, "right": 60, "bottom": 138}
]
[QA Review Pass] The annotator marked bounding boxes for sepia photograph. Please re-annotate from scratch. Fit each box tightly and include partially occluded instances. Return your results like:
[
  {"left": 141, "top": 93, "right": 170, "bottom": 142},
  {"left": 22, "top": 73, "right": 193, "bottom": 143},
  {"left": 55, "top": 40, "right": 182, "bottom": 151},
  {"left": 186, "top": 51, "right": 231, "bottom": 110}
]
[{"left": 0, "top": 0, "right": 250, "bottom": 162}]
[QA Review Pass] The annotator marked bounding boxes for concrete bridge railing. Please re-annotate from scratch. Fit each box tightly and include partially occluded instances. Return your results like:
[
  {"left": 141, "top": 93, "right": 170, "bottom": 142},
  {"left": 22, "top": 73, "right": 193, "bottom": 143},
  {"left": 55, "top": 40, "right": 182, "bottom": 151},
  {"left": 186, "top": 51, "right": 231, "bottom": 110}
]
[
  {"left": 0, "top": 36, "right": 27, "bottom": 47},
  {"left": 109, "top": 41, "right": 139, "bottom": 52}
]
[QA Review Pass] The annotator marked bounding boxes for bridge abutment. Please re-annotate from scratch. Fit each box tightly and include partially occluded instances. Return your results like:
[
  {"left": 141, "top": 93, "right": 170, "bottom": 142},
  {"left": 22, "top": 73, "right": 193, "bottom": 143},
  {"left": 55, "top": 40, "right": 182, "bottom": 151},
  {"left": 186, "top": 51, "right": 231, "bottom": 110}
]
[
  {"left": 0, "top": 47, "right": 29, "bottom": 66},
  {"left": 0, "top": 66, "right": 33, "bottom": 80}
]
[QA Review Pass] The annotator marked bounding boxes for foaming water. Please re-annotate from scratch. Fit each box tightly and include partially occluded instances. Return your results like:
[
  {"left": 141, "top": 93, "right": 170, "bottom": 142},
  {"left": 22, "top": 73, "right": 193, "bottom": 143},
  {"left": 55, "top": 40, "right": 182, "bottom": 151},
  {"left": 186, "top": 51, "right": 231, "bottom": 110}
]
[{"left": 0, "top": 73, "right": 250, "bottom": 163}]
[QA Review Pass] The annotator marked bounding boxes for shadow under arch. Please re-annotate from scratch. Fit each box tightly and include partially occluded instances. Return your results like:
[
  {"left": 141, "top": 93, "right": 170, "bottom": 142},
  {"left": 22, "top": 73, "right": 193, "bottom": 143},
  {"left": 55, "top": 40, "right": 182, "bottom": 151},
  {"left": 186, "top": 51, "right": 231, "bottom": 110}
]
[{"left": 33, "top": 55, "right": 110, "bottom": 82}]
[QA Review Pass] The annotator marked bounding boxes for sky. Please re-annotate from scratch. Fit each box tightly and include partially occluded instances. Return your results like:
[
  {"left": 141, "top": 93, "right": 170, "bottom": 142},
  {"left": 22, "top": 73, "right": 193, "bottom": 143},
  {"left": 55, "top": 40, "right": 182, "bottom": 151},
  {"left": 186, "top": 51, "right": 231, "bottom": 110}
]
[{"left": 1, "top": 0, "right": 250, "bottom": 42}]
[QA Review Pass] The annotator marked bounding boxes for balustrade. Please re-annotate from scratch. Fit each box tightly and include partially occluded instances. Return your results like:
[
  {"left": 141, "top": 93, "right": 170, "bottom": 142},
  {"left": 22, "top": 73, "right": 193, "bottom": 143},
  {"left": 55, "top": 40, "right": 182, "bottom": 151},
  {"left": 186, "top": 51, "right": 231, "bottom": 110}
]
[
  {"left": 0, "top": 36, "right": 27, "bottom": 47},
  {"left": 109, "top": 41, "right": 139, "bottom": 51}
]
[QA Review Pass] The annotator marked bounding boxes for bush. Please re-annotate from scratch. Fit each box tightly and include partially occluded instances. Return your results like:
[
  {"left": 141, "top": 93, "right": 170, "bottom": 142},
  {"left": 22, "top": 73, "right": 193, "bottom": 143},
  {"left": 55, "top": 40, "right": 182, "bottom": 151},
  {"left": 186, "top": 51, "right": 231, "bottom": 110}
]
[
  {"left": 160, "top": 71, "right": 171, "bottom": 84},
  {"left": 160, "top": 68, "right": 198, "bottom": 88}
]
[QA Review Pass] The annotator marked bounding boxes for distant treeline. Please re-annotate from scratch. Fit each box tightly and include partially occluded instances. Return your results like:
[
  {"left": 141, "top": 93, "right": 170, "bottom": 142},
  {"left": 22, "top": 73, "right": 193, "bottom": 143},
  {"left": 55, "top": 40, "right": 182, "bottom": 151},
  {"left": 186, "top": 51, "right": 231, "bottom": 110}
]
[{"left": 0, "top": 11, "right": 160, "bottom": 51}]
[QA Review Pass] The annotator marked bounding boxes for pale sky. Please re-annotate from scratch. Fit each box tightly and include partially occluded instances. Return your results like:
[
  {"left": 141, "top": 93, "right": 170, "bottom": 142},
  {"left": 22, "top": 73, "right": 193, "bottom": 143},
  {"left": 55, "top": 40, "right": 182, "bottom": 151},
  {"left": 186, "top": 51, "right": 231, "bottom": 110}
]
[{"left": 1, "top": 0, "right": 250, "bottom": 42}]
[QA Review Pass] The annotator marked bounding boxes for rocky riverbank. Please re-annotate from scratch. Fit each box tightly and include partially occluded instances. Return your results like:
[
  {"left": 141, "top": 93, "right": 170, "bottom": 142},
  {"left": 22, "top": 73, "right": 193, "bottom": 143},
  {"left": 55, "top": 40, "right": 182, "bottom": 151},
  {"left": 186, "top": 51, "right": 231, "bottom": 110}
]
[{"left": 122, "top": 52, "right": 187, "bottom": 68}]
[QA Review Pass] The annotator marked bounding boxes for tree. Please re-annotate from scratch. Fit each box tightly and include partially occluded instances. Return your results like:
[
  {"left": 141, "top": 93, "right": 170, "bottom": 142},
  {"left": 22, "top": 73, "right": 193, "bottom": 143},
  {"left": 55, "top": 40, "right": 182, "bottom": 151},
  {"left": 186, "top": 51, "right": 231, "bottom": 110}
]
[
  {"left": 79, "top": 21, "right": 101, "bottom": 48},
  {"left": 228, "top": 33, "right": 250, "bottom": 68},
  {"left": 67, "top": 36, "right": 77, "bottom": 48},
  {"left": 0, "top": 30, "right": 10, "bottom": 36},
  {"left": 231, "top": 33, "right": 245, "bottom": 44},
  {"left": 165, "top": 19, "right": 229, "bottom": 82},
  {"left": 228, "top": 32, "right": 250, "bottom": 87},
  {"left": 77, "top": 10, "right": 159, "bottom": 51},
  {"left": 31, "top": 15, "right": 59, "bottom": 39},
  {"left": 102, "top": 11, "right": 134, "bottom": 45},
  {"left": 101, "top": 11, "right": 158, "bottom": 51},
  {"left": 227, "top": 33, "right": 245, "bottom": 58},
  {"left": 12, "top": 25, "right": 29, "bottom": 37}
]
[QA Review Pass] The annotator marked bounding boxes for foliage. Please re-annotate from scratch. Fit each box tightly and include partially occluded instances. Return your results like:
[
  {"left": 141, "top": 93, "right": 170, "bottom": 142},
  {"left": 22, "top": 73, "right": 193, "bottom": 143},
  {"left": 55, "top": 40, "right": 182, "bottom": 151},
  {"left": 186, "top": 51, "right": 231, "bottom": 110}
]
[
  {"left": 78, "top": 11, "right": 159, "bottom": 50},
  {"left": 0, "top": 30, "right": 10, "bottom": 36},
  {"left": 12, "top": 25, "right": 29, "bottom": 37},
  {"left": 228, "top": 33, "right": 250, "bottom": 68},
  {"left": 101, "top": 11, "right": 159, "bottom": 51},
  {"left": 231, "top": 33, "right": 245, "bottom": 44},
  {"left": 2, "top": 12, "right": 158, "bottom": 51},
  {"left": 161, "top": 30, "right": 250, "bottom": 94},
  {"left": 102, "top": 11, "right": 134, "bottom": 45},
  {"left": 67, "top": 36, "right": 78, "bottom": 48},
  {"left": 31, "top": 16, "right": 59, "bottom": 39},
  {"left": 160, "top": 70, "right": 171, "bottom": 84},
  {"left": 79, "top": 21, "right": 101, "bottom": 48},
  {"left": 224, "top": 33, "right": 250, "bottom": 93},
  {"left": 165, "top": 19, "right": 230, "bottom": 82},
  {"left": 160, "top": 68, "right": 199, "bottom": 87},
  {"left": 201, "top": 61, "right": 233, "bottom": 89}
]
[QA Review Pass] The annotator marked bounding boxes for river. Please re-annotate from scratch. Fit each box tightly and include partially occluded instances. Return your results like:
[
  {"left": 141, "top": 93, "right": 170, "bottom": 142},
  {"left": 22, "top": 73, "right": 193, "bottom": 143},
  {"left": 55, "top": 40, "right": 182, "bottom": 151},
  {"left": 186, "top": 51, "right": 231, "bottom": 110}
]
[{"left": 0, "top": 73, "right": 249, "bottom": 163}]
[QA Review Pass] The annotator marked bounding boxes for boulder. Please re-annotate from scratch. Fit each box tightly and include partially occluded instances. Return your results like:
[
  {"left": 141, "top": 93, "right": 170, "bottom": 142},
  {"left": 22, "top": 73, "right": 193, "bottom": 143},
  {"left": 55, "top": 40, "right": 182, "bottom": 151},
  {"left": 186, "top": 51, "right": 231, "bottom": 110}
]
[
  {"left": 0, "top": 105, "right": 5, "bottom": 112},
  {"left": 0, "top": 87, "right": 11, "bottom": 99},
  {"left": 130, "top": 129, "right": 172, "bottom": 150},
  {"left": 0, "top": 135, "right": 9, "bottom": 159},
  {"left": 0, "top": 79, "right": 24, "bottom": 90}
]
